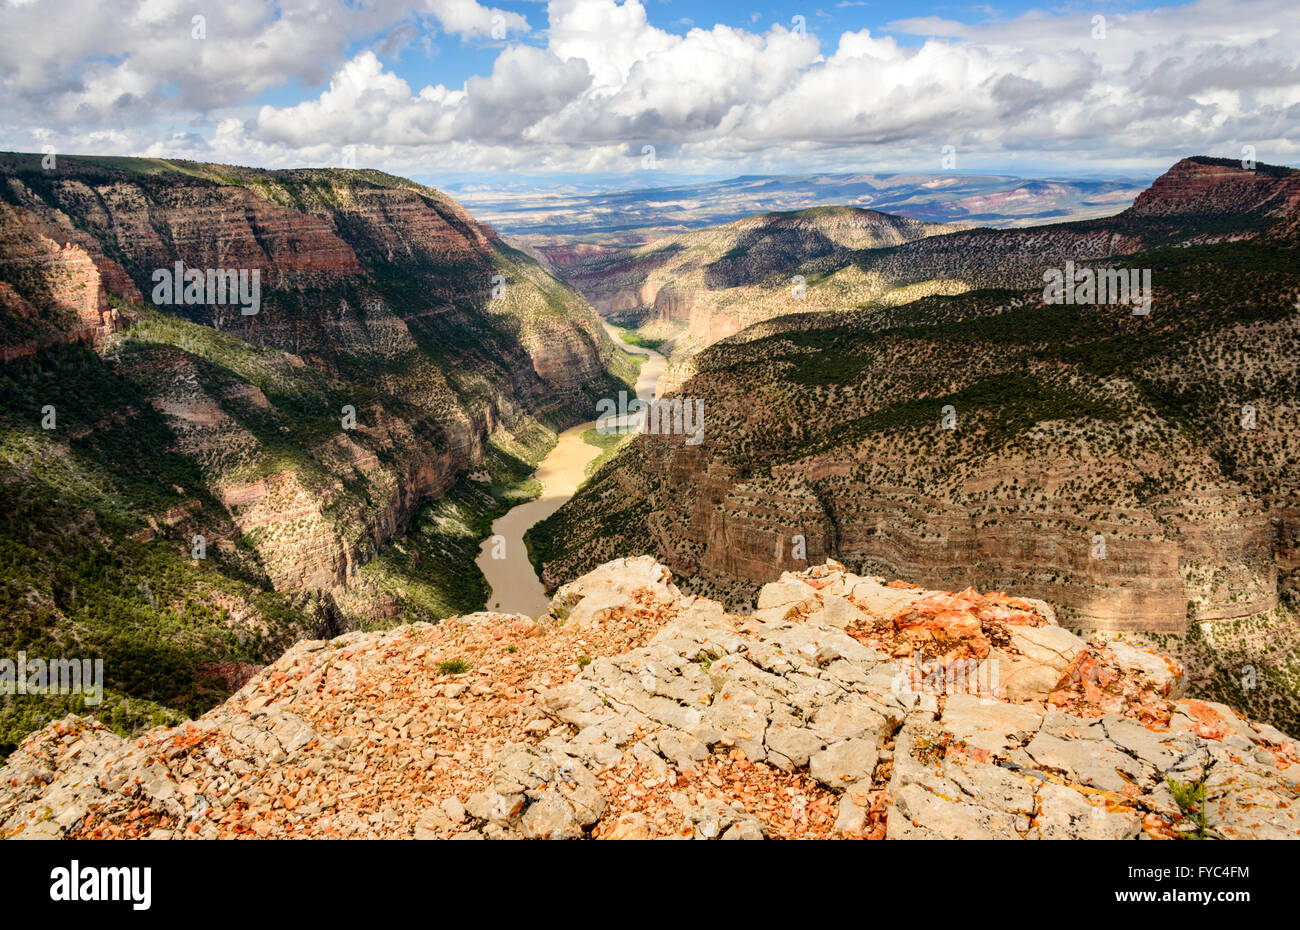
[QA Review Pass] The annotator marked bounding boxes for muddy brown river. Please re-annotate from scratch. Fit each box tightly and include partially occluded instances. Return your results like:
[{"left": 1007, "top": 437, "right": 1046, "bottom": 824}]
[{"left": 475, "top": 324, "right": 667, "bottom": 616}]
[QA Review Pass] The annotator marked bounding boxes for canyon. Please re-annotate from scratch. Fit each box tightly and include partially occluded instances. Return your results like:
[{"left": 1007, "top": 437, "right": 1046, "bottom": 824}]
[
  {"left": 476, "top": 323, "right": 667, "bottom": 617},
  {"left": 1, "top": 151, "right": 1297, "bottom": 818},
  {"left": 559, "top": 206, "right": 969, "bottom": 360},
  {"left": 0, "top": 153, "right": 637, "bottom": 750},
  {"left": 533, "top": 158, "right": 1300, "bottom": 733},
  {"left": 558, "top": 158, "right": 1300, "bottom": 371}
]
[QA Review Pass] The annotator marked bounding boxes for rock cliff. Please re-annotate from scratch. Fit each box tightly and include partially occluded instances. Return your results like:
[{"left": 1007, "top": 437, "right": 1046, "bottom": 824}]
[
  {"left": 558, "top": 157, "right": 1300, "bottom": 371},
  {"left": 0, "top": 199, "right": 132, "bottom": 360},
  {"left": 533, "top": 161, "right": 1299, "bottom": 640},
  {"left": 0, "top": 153, "right": 627, "bottom": 593},
  {"left": 2, "top": 558, "right": 1294, "bottom": 840},
  {"left": 1129, "top": 157, "right": 1300, "bottom": 223},
  {"left": 0, "top": 153, "right": 635, "bottom": 750}
]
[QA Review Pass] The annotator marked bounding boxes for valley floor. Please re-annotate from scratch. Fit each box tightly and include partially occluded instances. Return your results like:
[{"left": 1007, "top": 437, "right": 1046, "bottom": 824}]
[{"left": 476, "top": 325, "right": 666, "bottom": 616}]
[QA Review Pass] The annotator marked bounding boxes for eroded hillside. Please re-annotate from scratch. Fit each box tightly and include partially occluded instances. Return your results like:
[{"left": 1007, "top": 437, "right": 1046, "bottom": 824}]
[
  {"left": 560, "top": 158, "right": 1300, "bottom": 389},
  {"left": 0, "top": 153, "right": 636, "bottom": 753},
  {"left": 560, "top": 205, "right": 968, "bottom": 360},
  {"left": 531, "top": 160, "right": 1300, "bottom": 732}
]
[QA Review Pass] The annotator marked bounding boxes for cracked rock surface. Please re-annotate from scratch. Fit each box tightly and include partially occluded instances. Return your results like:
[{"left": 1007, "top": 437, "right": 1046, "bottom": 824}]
[{"left": 2, "top": 557, "right": 1296, "bottom": 839}]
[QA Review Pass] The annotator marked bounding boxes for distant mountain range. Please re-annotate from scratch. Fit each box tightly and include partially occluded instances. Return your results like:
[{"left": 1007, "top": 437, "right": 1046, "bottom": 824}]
[{"left": 447, "top": 170, "right": 1150, "bottom": 256}]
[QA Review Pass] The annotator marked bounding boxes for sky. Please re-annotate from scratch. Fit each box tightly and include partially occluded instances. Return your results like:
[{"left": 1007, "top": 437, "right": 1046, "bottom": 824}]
[{"left": 0, "top": 0, "right": 1297, "bottom": 186}]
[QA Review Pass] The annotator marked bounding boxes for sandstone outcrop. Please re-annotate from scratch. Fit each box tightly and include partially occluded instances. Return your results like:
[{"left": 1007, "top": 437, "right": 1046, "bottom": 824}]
[
  {"left": 2, "top": 558, "right": 1294, "bottom": 840},
  {"left": 0, "top": 199, "right": 132, "bottom": 360},
  {"left": 1129, "top": 157, "right": 1300, "bottom": 224}
]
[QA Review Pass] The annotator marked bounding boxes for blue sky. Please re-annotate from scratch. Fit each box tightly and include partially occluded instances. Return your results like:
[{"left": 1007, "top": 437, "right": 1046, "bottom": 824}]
[
  {"left": 1, "top": 0, "right": 1295, "bottom": 184},
  {"left": 290, "top": 2, "right": 1148, "bottom": 107}
]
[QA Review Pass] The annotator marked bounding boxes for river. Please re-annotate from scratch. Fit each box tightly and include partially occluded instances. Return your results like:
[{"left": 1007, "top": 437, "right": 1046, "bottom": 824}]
[{"left": 475, "top": 323, "right": 667, "bottom": 616}]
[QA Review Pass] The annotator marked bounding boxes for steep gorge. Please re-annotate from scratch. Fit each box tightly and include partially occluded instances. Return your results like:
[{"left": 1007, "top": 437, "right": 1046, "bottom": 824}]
[
  {"left": 0, "top": 153, "right": 634, "bottom": 751},
  {"left": 534, "top": 160, "right": 1300, "bottom": 665},
  {"left": 560, "top": 158, "right": 1300, "bottom": 387}
]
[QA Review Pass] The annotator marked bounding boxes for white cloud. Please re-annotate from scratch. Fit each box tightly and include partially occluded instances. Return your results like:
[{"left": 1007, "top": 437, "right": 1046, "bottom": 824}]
[
  {"left": 2, "top": 0, "right": 1298, "bottom": 176},
  {"left": 0, "top": 0, "right": 528, "bottom": 122}
]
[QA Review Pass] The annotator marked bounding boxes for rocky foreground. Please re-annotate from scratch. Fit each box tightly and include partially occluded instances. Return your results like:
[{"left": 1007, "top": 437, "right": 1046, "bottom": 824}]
[{"left": 2, "top": 558, "right": 1296, "bottom": 840}]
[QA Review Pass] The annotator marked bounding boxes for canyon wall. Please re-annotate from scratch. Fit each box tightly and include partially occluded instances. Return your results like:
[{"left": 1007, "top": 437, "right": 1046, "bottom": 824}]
[
  {"left": 558, "top": 206, "right": 966, "bottom": 350},
  {"left": 557, "top": 158, "right": 1300, "bottom": 371},
  {"left": 0, "top": 154, "right": 625, "bottom": 597},
  {"left": 532, "top": 162, "right": 1300, "bottom": 634}
]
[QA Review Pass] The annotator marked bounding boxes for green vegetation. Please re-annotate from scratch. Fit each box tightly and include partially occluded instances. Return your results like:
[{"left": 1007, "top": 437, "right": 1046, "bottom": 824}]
[
  {"left": 1132, "top": 598, "right": 1300, "bottom": 738},
  {"left": 0, "top": 342, "right": 333, "bottom": 758},
  {"left": 580, "top": 426, "right": 635, "bottom": 478},
  {"left": 0, "top": 692, "right": 184, "bottom": 760},
  {"left": 0, "top": 151, "right": 630, "bottom": 757},
  {"left": 1166, "top": 764, "right": 1213, "bottom": 839},
  {"left": 797, "top": 372, "right": 1125, "bottom": 459},
  {"left": 1187, "top": 155, "right": 1295, "bottom": 178},
  {"left": 616, "top": 329, "right": 666, "bottom": 352},
  {"left": 436, "top": 658, "right": 470, "bottom": 675},
  {"left": 693, "top": 647, "right": 722, "bottom": 671},
  {"left": 338, "top": 424, "right": 553, "bottom": 626}
]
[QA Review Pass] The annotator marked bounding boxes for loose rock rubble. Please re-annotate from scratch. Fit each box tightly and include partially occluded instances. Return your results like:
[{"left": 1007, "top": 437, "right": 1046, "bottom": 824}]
[{"left": 2, "top": 558, "right": 1296, "bottom": 839}]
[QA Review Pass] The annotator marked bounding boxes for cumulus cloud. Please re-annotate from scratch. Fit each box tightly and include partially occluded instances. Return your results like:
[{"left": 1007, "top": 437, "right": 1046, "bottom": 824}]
[
  {"left": 2, "top": 0, "right": 1297, "bottom": 176},
  {"left": 0, "top": 0, "right": 528, "bottom": 123}
]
